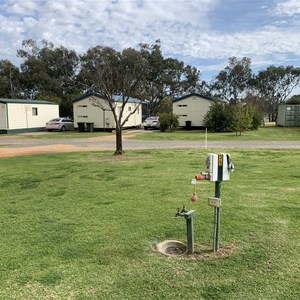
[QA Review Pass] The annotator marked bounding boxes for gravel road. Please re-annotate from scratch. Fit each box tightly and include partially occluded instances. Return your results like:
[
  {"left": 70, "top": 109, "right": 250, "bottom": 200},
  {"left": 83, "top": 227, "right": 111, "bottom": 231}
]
[{"left": 0, "top": 131, "right": 300, "bottom": 157}]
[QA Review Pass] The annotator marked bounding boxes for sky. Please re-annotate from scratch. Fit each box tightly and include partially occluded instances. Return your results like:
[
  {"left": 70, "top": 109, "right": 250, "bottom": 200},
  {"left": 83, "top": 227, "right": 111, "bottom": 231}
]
[{"left": 0, "top": 0, "right": 300, "bottom": 92}]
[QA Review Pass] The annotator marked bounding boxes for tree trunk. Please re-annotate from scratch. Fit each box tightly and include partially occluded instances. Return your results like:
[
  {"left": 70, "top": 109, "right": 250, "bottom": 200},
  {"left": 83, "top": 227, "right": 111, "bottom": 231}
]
[{"left": 114, "top": 125, "right": 125, "bottom": 155}]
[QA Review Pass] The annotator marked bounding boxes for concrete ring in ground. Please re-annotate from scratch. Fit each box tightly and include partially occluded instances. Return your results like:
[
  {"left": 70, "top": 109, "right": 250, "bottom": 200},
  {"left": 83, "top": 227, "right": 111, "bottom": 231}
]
[{"left": 156, "top": 240, "right": 187, "bottom": 257}]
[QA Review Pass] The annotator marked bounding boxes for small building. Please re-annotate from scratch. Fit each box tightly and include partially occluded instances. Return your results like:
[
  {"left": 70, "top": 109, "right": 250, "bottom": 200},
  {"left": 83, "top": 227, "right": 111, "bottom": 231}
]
[
  {"left": 0, "top": 98, "right": 59, "bottom": 134},
  {"left": 277, "top": 104, "right": 300, "bottom": 127},
  {"left": 73, "top": 93, "right": 143, "bottom": 131},
  {"left": 172, "top": 93, "right": 213, "bottom": 128}
]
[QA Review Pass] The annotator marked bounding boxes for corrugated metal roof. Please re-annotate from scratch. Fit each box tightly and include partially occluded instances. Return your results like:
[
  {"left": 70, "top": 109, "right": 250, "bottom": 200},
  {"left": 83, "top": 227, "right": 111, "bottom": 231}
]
[
  {"left": 173, "top": 93, "right": 212, "bottom": 103},
  {"left": 73, "top": 93, "right": 146, "bottom": 104},
  {"left": 0, "top": 98, "right": 58, "bottom": 105}
]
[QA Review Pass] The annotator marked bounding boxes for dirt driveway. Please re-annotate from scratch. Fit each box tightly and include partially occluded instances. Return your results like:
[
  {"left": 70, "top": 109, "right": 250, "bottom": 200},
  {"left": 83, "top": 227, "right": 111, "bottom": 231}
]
[{"left": 1, "top": 130, "right": 300, "bottom": 157}]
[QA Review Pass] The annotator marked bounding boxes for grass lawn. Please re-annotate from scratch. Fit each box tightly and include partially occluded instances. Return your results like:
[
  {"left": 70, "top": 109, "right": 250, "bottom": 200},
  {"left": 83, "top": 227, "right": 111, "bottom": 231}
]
[
  {"left": 9, "top": 123, "right": 300, "bottom": 142},
  {"left": 133, "top": 125, "right": 300, "bottom": 141},
  {"left": 0, "top": 149, "right": 299, "bottom": 299}
]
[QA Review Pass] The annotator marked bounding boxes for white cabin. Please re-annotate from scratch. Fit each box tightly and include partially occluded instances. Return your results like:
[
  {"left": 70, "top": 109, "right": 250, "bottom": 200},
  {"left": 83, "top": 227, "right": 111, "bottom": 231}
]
[
  {"left": 73, "top": 93, "right": 143, "bottom": 130},
  {"left": 173, "top": 93, "right": 213, "bottom": 128},
  {"left": 0, "top": 98, "right": 59, "bottom": 134}
]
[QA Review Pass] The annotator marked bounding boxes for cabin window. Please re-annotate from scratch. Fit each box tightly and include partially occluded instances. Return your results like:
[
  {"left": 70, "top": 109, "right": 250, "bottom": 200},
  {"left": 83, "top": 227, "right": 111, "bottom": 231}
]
[
  {"left": 78, "top": 105, "right": 88, "bottom": 107},
  {"left": 128, "top": 106, "right": 132, "bottom": 111},
  {"left": 32, "top": 107, "right": 38, "bottom": 116},
  {"left": 178, "top": 104, "right": 187, "bottom": 107},
  {"left": 78, "top": 115, "right": 88, "bottom": 118}
]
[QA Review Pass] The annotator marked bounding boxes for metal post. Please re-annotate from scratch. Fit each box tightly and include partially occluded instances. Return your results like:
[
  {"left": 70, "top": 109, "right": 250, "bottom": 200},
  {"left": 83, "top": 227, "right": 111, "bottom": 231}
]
[
  {"left": 213, "top": 181, "right": 221, "bottom": 252},
  {"left": 176, "top": 209, "right": 195, "bottom": 254},
  {"left": 186, "top": 216, "right": 194, "bottom": 254}
]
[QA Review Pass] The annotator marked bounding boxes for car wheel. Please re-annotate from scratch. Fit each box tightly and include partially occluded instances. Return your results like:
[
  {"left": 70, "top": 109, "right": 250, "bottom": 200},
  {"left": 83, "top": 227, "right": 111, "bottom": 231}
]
[
  {"left": 61, "top": 126, "right": 66, "bottom": 132},
  {"left": 47, "top": 129, "right": 52, "bottom": 132},
  {"left": 144, "top": 126, "right": 148, "bottom": 130}
]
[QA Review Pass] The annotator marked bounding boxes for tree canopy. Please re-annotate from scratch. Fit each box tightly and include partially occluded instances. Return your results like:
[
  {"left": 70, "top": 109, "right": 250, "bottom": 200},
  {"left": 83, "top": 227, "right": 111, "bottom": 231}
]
[
  {"left": 0, "top": 59, "right": 20, "bottom": 98},
  {"left": 252, "top": 66, "right": 300, "bottom": 120},
  {"left": 139, "top": 40, "right": 200, "bottom": 115},
  {"left": 210, "top": 57, "right": 252, "bottom": 103}
]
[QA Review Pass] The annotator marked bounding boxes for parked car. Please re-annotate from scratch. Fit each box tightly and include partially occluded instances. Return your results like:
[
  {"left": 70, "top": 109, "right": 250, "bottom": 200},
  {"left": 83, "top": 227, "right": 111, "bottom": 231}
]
[
  {"left": 142, "top": 116, "right": 160, "bottom": 130},
  {"left": 46, "top": 117, "right": 74, "bottom": 132}
]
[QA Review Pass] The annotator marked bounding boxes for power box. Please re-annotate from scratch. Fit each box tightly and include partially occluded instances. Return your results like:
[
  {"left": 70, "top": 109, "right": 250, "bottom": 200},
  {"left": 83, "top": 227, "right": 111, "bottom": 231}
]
[{"left": 206, "top": 153, "right": 234, "bottom": 182}]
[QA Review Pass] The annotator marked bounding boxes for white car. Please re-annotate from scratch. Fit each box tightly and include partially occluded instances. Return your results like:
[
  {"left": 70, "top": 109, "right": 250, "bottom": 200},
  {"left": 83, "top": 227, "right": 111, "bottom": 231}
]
[
  {"left": 46, "top": 118, "right": 74, "bottom": 132},
  {"left": 142, "top": 116, "right": 160, "bottom": 130}
]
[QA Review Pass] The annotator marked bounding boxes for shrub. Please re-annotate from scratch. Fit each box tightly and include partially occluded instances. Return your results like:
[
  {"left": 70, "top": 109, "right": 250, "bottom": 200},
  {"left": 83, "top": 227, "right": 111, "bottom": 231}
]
[
  {"left": 248, "top": 104, "right": 264, "bottom": 130},
  {"left": 158, "top": 113, "right": 179, "bottom": 132},
  {"left": 231, "top": 103, "right": 252, "bottom": 135},
  {"left": 203, "top": 99, "right": 233, "bottom": 132},
  {"left": 204, "top": 100, "right": 263, "bottom": 133}
]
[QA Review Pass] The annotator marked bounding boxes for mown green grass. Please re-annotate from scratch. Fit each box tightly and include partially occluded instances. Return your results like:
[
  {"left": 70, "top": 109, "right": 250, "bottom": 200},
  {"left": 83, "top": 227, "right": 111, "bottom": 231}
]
[
  {"left": 134, "top": 126, "right": 300, "bottom": 141},
  {"left": 10, "top": 123, "right": 300, "bottom": 142},
  {"left": 0, "top": 149, "right": 299, "bottom": 299}
]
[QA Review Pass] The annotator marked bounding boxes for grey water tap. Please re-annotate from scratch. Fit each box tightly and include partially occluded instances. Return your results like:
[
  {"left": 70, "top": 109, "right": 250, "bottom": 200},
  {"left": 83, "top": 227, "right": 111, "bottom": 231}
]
[
  {"left": 174, "top": 206, "right": 196, "bottom": 254},
  {"left": 175, "top": 205, "right": 189, "bottom": 217},
  {"left": 175, "top": 208, "right": 181, "bottom": 217}
]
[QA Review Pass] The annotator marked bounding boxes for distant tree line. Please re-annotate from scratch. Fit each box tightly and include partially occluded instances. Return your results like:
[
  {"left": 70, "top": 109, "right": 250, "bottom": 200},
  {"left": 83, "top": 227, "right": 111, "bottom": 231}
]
[
  {"left": 1, "top": 39, "right": 300, "bottom": 140},
  {"left": 0, "top": 39, "right": 200, "bottom": 117},
  {"left": 207, "top": 57, "right": 300, "bottom": 122}
]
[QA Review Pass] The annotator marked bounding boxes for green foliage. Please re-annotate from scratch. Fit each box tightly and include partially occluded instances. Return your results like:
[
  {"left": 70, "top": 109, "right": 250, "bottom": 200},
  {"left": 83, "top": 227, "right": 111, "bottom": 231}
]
[
  {"left": 286, "top": 94, "right": 300, "bottom": 104},
  {"left": 210, "top": 56, "right": 252, "bottom": 102},
  {"left": 203, "top": 99, "right": 233, "bottom": 132},
  {"left": 247, "top": 104, "right": 264, "bottom": 130},
  {"left": 158, "top": 113, "right": 179, "bottom": 132},
  {"left": 158, "top": 96, "right": 172, "bottom": 114},
  {"left": 231, "top": 103, "right": 252, "bottom": 135},
  {"left": 139, "top": 41, "right": 200, "bottom": 115},
  {"left": 204, "top": 100, "right": 263, "bottom": 134},
  {"left": 17, "top": 39, "right": 80, "bottom": 115},
  {"left": 0, "top": 59, "right": 21, "bottom": 98},
  {"left": 253, "top": 65, "right": 300, "bottom": 120}
]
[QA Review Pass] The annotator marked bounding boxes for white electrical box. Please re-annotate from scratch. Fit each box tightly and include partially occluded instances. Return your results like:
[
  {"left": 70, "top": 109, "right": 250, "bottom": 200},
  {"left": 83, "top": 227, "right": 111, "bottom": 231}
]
[{"left": 205, "top": 153, "right": 234, "bottom": 182}]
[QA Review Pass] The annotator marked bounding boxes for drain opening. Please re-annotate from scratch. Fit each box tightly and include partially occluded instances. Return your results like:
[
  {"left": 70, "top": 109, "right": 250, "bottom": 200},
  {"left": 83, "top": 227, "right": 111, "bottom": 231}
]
[{"left": 156, "top": 240, "right": 187, "bottom": 257}]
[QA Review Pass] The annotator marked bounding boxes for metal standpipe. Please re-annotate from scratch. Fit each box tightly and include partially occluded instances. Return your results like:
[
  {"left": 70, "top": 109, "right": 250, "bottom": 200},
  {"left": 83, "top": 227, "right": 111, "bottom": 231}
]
[
  {"left": 213, "top": 181, "right": 221, "bottom": 253},
  {"left": 176, "top": 207, "right": 196, "bottom": 254}
]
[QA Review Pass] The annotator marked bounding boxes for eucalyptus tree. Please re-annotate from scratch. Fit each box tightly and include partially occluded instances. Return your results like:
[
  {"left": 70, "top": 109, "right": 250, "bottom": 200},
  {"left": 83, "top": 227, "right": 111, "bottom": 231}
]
[
  {"left": 0, "top": 59, "right": 21, "bottom": 98},
  {"left": 79, "top": 45, "right": 148, "bottom": 155},
  {"left": 210, "top": 56, "right": 252, "bottom": 103},
  {"left": 17, "top": 39, "right": 80, "bottom": 115},
  {"left": 139, "top": 41, "right": 200, "bottom": 115},
  {"left": 253, "top": 65, "right": 300, "bottom": 121}
]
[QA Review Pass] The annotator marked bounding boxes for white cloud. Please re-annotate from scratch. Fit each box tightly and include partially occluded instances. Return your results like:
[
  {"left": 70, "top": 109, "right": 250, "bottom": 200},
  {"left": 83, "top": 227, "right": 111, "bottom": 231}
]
[
  {"left": 273, "top": 0, "right": 300, "bottom": 16},
  {"left": 0, "top": 0, "right": 299, "bottom": 81}
]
